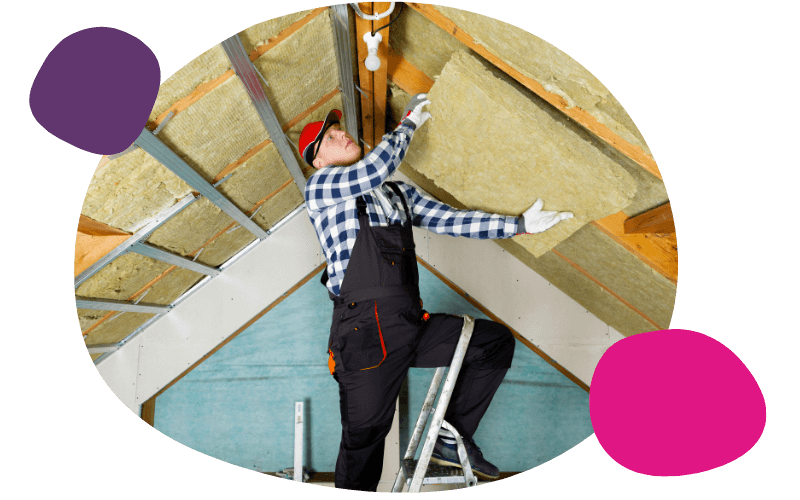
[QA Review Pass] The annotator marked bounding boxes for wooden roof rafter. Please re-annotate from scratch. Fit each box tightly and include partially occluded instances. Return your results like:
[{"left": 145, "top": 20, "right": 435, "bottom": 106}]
[
  {"left": 624, "top": 202, "right": 675, "bottom": 234},
  {"left": 405, "top": 2, "right": 661, "bottom": 180}
]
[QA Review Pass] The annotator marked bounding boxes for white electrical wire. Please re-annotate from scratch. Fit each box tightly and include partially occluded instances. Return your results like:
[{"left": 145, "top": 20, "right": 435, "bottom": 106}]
[{"left": 350, "top": 2, "right": 395, "bottom": 21}]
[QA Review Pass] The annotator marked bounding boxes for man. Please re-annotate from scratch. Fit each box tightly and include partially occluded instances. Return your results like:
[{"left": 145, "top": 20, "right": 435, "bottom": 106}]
[{"left": 299, "top": 94, "right": 572, "bottom": 490}]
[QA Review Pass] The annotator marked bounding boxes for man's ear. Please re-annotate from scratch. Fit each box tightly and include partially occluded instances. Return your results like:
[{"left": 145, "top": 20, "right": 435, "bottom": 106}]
[{"left": 312, "top": 155, "right": 325, "bottom": 169}]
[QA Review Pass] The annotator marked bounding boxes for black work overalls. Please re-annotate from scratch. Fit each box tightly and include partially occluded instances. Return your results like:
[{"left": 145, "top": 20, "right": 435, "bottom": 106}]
[
  {"left": 327, "top": 183, "right": 421, "bottom": 374},
  {"left": 326, "top": 182, "right": 515, "bottom": 491}
]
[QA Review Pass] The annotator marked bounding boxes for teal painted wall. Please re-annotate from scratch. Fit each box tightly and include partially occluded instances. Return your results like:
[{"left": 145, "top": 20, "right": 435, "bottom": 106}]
[{"left": 154, "top": 266, "right": 593, "bottom": 473}]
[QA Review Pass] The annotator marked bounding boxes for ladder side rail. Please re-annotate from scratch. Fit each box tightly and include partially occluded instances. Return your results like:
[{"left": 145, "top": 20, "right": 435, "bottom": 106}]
[
  {"left": 403, "top": 366, "right": 446, "bottom": 461},
  {"left": 409, "top": 315, "right": 475, "bottom": 492},
  {"left": 391, "top": 366, "right": 447, "bottom": 492}
]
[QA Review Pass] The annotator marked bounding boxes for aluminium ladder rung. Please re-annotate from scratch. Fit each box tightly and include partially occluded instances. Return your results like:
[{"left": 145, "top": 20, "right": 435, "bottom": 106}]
[{"left": 402, "top": 458, "right": 466, "bottom": 485}]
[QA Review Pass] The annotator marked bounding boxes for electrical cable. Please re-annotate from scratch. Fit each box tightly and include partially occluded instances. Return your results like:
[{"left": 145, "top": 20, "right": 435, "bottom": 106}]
[{"left": 371, "top": 3, "right": 404, "bottom": 36}]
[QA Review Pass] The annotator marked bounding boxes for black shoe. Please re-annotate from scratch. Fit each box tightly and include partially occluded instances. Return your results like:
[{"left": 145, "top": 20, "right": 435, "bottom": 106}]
[{"left": 430, "top": 434, "right": 500, "bottom": 480}]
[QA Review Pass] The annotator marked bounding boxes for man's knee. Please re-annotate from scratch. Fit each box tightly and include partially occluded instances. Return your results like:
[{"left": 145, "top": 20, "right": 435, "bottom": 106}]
[
  {"left": 473, "top": 319, "right": 515, "bottom": 368},
  {"left": 341, "top": 413, "right": 394, "bottom": 451},
  {"left": 496, "top": 322, "right": 515, "bottom": 364}
]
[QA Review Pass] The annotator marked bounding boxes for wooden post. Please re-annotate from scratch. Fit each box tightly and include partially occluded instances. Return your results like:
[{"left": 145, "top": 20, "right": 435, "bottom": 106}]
[
  {"left": 355, "top": 3, "right": 375, "bottom": 152},
  {"left": 372, "top": 2, "right": 392, "bottom": 142}
]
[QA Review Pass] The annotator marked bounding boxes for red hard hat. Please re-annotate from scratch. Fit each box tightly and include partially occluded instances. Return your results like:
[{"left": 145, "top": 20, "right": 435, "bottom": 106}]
[{"left": 298, "top": 109, "right": 342, "bottom": 166}]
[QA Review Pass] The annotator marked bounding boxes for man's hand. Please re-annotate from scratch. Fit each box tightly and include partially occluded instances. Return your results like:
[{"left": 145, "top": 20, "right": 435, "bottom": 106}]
[
  {"left": 520, "top": 199, "right": 573, "bottom": 234},
  {"left": 401, "top": 93, "right": 431, "bottom": 128}
]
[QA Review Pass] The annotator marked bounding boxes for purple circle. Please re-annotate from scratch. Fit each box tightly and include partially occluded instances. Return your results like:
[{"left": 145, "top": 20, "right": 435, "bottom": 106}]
[{"left": 30, "top": 27, "right": 160, "bottom": 155}]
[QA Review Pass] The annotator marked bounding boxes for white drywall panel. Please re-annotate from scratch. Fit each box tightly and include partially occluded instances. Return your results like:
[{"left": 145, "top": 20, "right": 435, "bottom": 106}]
[
  {"left": 95, "top": 338, "right": 141, "bottom": 413},
  {"left": 123, "top": 211, "right": 320, "bottom": 405}
]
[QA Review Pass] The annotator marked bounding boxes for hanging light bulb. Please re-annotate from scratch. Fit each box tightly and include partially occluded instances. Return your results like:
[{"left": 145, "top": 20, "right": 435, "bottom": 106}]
[{"left": 363, "top": 32, "right": 382, "bottom": 72}]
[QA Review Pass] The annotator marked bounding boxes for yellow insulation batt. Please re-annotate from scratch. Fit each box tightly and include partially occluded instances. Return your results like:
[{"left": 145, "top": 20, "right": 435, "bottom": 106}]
[
  {"left": 83, "top": 312, "right": 156, "bottom": 345},
  {"left": 148, "top": 9, "right": 314, "bottom": 123},
  {"left": 435, "top": 5, "right": 651, "bottom": 155},
  {"left": 404, "top": 51, "right": 637, "bottom": 257}
]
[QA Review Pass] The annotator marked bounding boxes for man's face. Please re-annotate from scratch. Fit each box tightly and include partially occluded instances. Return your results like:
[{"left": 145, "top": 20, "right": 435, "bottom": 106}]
[{"left": 312, "top": 124, "right": 362, "bottom": 169}]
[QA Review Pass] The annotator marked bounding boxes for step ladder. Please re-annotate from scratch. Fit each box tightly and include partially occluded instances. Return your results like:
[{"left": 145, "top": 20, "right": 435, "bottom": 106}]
[{"left": 391, "top": 315, "right": 478, "bottom": 492}]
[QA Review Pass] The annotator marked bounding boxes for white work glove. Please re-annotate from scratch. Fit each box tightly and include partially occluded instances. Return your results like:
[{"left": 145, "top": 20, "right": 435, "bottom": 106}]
[
  {"left": 401, "top": 93, "right": 431, "bottom": 128},
  {"left": 520, "top": 199, "right": 574, "bottom": 234}
]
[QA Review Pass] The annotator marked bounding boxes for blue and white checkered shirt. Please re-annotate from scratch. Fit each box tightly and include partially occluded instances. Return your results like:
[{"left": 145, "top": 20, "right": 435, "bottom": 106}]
[{"left": 304, "top": 122, "right": 520, "bottom": 296}]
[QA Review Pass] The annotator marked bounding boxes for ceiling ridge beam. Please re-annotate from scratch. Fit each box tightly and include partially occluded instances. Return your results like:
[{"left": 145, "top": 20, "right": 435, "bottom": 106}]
[
  {"left": 75, "top": 232, "right": 130, "bottom": 279},
  {"left": 405, "top": 3, "right": 661, "bottom": 180},
  {"left": 355, "top": 3, "right": 375, "bottom": 150}
]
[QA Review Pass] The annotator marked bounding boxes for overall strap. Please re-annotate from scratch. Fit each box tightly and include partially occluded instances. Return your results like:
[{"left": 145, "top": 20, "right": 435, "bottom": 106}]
[
  {"left": 322, "top": 195, "right": 367, "bottom": 288},
  {"left": 356, "top": 195, "right": 367, "bottom": 216},
  {"left": 384, "top": 182, "right": 413, "bottom": 224}
]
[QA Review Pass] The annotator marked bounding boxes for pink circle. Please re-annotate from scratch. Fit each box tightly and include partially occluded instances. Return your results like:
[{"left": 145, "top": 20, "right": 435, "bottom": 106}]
[{"left": 590, "top": 329, "right": 765, "bottom": 476}]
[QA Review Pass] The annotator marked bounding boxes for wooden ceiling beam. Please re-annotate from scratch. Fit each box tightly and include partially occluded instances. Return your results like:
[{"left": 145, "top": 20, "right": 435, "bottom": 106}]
[
  {"left": 592, "top": 214, "right": 677, "bottom": 284},
  {"left": 75, "top": 216, "right": 131, "bottom": 278},
  {"left": 624, "top": 202, "right": 675, "bottom": 234},
  {"left": 78, "top": 214, "right": 131, "bottom": 237},
  {"left": 388, "top": 47, "right": 434, "bottom": 94}
]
